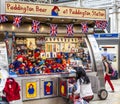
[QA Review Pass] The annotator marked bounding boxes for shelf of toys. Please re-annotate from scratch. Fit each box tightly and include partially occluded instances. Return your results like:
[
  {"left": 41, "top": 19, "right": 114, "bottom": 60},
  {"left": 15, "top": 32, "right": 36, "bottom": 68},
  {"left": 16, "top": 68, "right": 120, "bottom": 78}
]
[{"left": 9, "top": 36, "right": 92, "bottom": 76}]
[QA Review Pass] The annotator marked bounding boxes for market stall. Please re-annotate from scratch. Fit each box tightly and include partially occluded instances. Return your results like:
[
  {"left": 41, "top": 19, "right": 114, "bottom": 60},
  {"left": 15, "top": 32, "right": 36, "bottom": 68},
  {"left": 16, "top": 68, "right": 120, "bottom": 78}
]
[{"left": 0, "top": 1, "right": 108, "bottom": 104}]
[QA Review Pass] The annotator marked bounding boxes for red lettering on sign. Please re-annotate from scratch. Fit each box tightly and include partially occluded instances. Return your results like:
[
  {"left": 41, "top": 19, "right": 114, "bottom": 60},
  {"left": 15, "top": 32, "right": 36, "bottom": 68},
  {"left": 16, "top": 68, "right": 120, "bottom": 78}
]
[{"left": 36, "top": 6, "right": 47, "bottom": 12}]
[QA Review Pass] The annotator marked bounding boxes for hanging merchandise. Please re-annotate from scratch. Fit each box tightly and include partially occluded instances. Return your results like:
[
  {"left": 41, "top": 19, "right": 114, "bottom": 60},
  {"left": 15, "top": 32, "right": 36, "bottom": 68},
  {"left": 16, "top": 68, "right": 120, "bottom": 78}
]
[
  {"left": 50, "top": 24, "right": 57, "bottom": 37},
  {"left": 66, "top": 24, "right": 74, "bottom": 36},
  {"left": 0, "top": 15, "right": 8, "bottom": 23},
  {"left": 13, "top": 16, "right": 22, "bottom": 27},
  {"left": 3, "top": 77, "right": 20, "bottom": 102},
  {"left": 32, "top": 20, "right": 40, "bottom": 33},
  {"left": 81, "top": 22, "right": 88, "bottom": 33},
  {"left": 4, "top": 32, "right": 9, "bottom": 54},
  {"left": 12, "top": 32, "right": 16, "bottom": 48},
  {"left": 95, "top": 20, "right": 107, "bottom": 30}
]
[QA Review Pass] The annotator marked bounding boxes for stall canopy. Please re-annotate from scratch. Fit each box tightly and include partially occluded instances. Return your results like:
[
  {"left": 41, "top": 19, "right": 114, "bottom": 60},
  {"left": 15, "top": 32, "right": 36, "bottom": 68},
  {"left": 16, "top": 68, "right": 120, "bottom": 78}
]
[{"left": 0, "top": 1, "right": 107, "bottom": 35}]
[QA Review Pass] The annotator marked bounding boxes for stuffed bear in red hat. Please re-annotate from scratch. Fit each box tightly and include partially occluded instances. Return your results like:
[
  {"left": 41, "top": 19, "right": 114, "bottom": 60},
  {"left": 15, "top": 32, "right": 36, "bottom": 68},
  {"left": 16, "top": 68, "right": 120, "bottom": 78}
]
[
  {"left": 9, "top": 63, "right": 16, "bottom": 75},
  {"left": 56, "top": 52, "right": 62, "bottom": 63},
  {"left": 51, "top": 65, "right": 56, "bottom": 73},
  {"left": 34, "top": 48, "right": 40, "bottom": 60},
  {"left": 13, "top": 55, "right": 24, "bottom": 70},
  {"left": 18, "top": 63, "right": 26, "bottom": 75},
  {"left": 44, "top": 67, "right": 51, "bottom": 74},
  {"left": 27, "top": 64, "right": 35, "bottom": 74}
]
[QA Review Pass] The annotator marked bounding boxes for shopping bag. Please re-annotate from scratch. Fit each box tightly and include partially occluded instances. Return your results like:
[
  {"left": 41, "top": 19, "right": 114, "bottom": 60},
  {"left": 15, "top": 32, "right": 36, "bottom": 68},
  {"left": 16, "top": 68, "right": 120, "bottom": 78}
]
[{"left": 74, "top": 98, "right": 89, "bottom": 104}]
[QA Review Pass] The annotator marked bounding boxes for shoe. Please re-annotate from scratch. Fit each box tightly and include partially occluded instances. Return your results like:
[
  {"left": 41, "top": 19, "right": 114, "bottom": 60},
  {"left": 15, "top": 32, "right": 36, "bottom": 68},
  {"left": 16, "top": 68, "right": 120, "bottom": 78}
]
[{"left": 109, "top": 90, "right": 114, "bottom": 93}]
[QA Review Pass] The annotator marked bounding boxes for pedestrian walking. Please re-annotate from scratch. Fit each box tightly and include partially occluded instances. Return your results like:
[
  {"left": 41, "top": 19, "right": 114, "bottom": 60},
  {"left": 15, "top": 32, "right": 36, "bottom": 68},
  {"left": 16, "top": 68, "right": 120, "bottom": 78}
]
[{"left": 102, "top": 55, "right": 115, "bottom": 92}]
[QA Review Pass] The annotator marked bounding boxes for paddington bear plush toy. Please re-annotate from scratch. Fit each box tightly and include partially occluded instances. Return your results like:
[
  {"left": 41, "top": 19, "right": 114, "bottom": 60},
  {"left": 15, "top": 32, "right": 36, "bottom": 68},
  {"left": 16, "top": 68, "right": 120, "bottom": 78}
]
[
  {"left": 56, "top": 52, "right": 62, "bottom": 63},
  {"left": 27, "top": 64, "right": 35, "bottom": 74},
  {"left": 18, "top": 64, "right": 26, "bottom": 75},
  {"left": 13, "top": 55, "right": 23, "bottom": 71}
]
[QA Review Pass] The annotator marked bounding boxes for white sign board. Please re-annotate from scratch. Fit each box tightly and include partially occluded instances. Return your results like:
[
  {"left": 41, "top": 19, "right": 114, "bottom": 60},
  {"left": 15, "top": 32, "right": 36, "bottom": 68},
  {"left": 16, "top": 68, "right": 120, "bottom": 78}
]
[
  {"left": 0, "top": 68, "right": 9, "bottom": 92},
  {"left": 0, "top": 42, "right": 9, "bottom": 93},
  {"left": 0, "top": 42, "right": 8, "bottom": 69}
]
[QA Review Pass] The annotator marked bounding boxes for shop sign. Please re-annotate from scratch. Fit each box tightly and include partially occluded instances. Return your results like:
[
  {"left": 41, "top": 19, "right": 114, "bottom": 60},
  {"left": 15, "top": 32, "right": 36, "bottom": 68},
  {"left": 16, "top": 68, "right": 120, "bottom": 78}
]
[
  {"left": 99, "top": 33, "right": 119, "bottom": 38},
  {"left": 26, "top": 82, "right": 37, "bottom": 98},
  {"left": 5, "top": 2, "right": 106, "bottom": 20},
  {"left": 94, "top": 33, "right": 119, "bottom": 38}
]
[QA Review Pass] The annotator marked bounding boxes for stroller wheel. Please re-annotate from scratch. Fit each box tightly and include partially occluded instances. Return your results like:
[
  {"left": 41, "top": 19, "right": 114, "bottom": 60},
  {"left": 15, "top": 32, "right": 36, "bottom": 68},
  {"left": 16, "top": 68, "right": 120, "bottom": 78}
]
[{"left": 98, "top": 89, "right": 108, "bottom": 100}]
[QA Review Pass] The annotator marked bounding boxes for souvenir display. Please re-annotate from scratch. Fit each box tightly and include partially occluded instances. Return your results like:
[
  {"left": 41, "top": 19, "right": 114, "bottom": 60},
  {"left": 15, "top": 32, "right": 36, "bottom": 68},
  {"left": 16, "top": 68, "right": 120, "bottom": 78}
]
[{"left": 9, "top": 36, "right": 91, "bottom": 75}]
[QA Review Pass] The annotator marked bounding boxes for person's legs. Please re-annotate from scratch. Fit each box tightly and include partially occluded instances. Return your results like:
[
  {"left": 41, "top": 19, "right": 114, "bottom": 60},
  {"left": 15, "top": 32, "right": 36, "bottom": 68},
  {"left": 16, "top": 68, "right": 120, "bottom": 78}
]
[
  {"left": 104, "top": 74, "right": 107, "bottom": 83},
  {"left": 105, "top": 74, "right": 114, "bottom": 91}
]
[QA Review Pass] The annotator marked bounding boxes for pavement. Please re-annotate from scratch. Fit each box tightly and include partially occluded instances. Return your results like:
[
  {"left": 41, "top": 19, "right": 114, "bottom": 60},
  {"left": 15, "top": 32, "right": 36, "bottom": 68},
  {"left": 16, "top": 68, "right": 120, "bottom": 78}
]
[{"left": 90, "top": 79, "right": 120, "bottom": 104}]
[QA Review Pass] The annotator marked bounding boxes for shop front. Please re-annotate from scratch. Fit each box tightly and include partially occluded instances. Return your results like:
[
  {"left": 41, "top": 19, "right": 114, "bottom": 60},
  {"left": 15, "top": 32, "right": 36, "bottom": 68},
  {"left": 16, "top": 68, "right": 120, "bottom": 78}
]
[{"left": 0, "top": 1, "right": 108, "bottom": 104}]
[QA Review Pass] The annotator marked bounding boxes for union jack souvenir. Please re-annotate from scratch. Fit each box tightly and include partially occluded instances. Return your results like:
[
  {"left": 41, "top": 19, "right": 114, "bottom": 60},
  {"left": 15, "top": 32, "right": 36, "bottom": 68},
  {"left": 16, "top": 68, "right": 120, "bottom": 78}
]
[
  {"left": 81, "top": 22, "right": 88, "bottom": 33},
  {"left": 101, "top": 21, "right": 107, "bottom": 30},
  {"left": 0, "top": 15, "right": 8, "bottom": 23},
  {"left": 13, "top": 16, "right": 22, "bottom": 27},
  {"left": 66, "top": 24, "right": 74, "bottom": 36},
  {"left": 32, "top": 20, "right": 40, "bottom": 33},
  {"left": 50, "top": 24, "right": 57, "bottom": 37},
  {"left": 95, "top": 20, "right": 101, "bottom": 29},
  {"left": 95, "top": 20, "right": 107, "bottom": 30},
  {"left": 4, "top": 32, "right": 9, "bottom": 51}
]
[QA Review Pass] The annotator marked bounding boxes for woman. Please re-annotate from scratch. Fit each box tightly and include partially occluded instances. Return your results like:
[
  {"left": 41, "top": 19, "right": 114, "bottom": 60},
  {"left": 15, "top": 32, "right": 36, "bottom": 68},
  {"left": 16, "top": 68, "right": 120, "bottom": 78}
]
[
  {"left": 102, "top": 55, "right": 114, "bottom": 92},
  {"left": 74, "top": 67, "right": 94, "bottom": 103}
]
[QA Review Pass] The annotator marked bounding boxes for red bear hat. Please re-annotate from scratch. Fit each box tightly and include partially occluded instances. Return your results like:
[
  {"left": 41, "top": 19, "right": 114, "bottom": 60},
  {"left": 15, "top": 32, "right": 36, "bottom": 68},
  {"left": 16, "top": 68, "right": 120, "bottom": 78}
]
[
  {"left": 52, "top": 6, "right": 60, "bottom": 11},
  {"left": 16, "top": 55, "right": 23, "bottom": 60},
  {"left": 20, "top": 64, "right": 25, "bottom": 68}
]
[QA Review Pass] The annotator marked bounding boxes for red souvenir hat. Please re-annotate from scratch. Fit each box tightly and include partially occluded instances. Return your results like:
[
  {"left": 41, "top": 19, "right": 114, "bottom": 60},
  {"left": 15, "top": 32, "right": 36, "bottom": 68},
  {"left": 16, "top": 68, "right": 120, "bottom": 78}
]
[
  {"left": 29, "top": 63, "right": 33, "bottom": 67},
  {"left": 52, "top": 65, "right": 56, "bottom": 69},
  {"left": 20, "top": 64, "right": 25, "bottom": 68},
  {"left": 57, "top": 53, "right": 61, "bottom": 59},
  {"left": 52, "top": 6, "right": 60, "bottom": 11},
  {"left": 23, "top": 57, "right": 28, "bottom": 62},
  {"left": 34, "top": 53, "right": 40, "bottom": 58},
  {"left": 57, "top": 63, "right": 61, "bottom": 67},
  {"left": 17, "top": 55, "right": 23, "bottom": 60}
]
